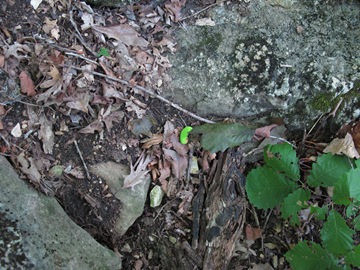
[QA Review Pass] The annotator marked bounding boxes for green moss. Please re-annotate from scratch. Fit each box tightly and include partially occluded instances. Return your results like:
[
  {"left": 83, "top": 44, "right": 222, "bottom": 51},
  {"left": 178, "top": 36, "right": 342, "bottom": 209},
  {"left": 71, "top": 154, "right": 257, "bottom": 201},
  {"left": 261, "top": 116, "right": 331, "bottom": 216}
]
[
  {"left": 193, "top": 28, "right": 223, "bottom": 56},
  {"left": 310, "top": 92, "right": 335, "bottom": 112}
]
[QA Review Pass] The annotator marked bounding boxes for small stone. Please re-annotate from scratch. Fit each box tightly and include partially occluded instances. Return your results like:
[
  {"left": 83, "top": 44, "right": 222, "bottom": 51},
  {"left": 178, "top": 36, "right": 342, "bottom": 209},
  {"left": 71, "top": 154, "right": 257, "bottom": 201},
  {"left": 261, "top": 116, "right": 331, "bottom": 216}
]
[
  {"left": 10, "top": 123, "right": 22, "bottom": 138},
  {"left": 150, "top": 185, "right": 165, "bottom": 208}
]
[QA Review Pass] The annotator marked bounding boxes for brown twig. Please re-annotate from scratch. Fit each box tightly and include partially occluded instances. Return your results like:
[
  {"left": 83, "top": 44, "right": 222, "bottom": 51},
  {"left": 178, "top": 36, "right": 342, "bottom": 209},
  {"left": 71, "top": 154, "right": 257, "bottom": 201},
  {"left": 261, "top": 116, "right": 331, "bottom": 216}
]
[
  {"left": 180, "top": 0, "right": 227, "bottom": 21},
  {"left": 69, "top": 9, "right": 97, "bottom": 57},
  {"left": 74, "top": 140, "right": 91, "bottom": 179},
  {"left": 63, "top": 64, "right": 215, "bottom": 124}
]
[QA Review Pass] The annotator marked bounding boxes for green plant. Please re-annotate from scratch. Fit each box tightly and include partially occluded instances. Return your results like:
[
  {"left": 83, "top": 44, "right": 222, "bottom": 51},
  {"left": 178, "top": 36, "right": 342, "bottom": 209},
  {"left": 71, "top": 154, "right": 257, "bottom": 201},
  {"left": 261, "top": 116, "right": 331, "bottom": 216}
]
[{"left": 245, "top": 143, "right": 360, "bottom": 270}]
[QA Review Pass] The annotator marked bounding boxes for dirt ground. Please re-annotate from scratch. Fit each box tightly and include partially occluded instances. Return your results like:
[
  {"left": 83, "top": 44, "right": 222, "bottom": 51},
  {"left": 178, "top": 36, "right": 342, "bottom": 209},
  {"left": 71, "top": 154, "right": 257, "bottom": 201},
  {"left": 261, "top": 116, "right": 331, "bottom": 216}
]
[{"left": 1, "top": 0, "right": 358, "bottom": 269}]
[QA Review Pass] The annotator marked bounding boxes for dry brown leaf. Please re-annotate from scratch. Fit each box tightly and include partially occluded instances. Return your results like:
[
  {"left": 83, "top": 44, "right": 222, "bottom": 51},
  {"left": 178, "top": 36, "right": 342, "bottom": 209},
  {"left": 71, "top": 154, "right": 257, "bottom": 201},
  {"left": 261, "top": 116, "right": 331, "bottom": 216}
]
[
  {"left": 123, "top": 154, "right": 151, "bottom": 190},
  {"left": 163, "top": 148, "right": 188, "bottom": 179},
  {"left": 350, "top": 121, "right": 360, "bottom": 152},
  {"left": 0, "top": 54, "right": 4, "bottom": 67},
  {"left": 141, "top": 133, "right": 163, "bottom": 149},
  {"left": 4, "top": 43, "right": 32, "bottom": 60},
  {"left": 19, "top": 71, "right": 36, "bottom": 96},
  {"left": 164, "top": 0, "right": 186, "bottom": 22},
  {"left": 38, "top": 114, "right": 55, "bottom": 154},
  {"left": 17, "top": 152, "right": 41, "bottom": 185},
  {"left": 43, "top": 17, "right": 60, "bottom": 40},
  {"left": 92, "top": 24, "right": 149, "bottom": 48},
  {"left": 245, "top": 224, "right": 263, "bottom": 241},
  {"left": 102, "top": 110, "right": 124, "bottom": 132},
  {"left": 323, "top": 133, "right": 360, "bottom": 159},
  {"left": 254, "top": 124, "right": 278, "bottom": 141}
]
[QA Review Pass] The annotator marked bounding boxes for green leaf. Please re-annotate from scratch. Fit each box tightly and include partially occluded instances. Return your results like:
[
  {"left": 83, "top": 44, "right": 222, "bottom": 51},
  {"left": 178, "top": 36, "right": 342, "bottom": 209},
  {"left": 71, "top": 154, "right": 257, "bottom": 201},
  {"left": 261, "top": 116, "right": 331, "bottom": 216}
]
[
  {"left": 348, "top": 168, "right": 360, "bottom": 200},
  {"left": 246, "top": 166, "right": 297, "bottom": 209},
  {"left": 190, "top": 123, "right": 254, "bottom": 153},
  {"left": 333, "top": 174, "right": 352, "bottom": 205},
  {"left": 307, "top": 153, "right": 352, "bottom": 187},
  {"left": 353, "top": 215, "right": 360, "bottom": 231},
  {"left": 345, "top": 244, "right": 360, "bottom": 267},
  {"left": 97, "top": 47, "right": 110, "bottom": 57},
  {"left": 346, "top": 201, "right": 360, "bottom": 218},
  {"left": 264, "top": 143, "right": 300, "bottom": 180},
  {"left": 281, "top": 189, "right": 310, "bottom": 225},
  {"left": 333, "top": 168, "right": 360, "bottom": 205},
  {"left": 310, "top": 205, "right": 328, "bottom": 221},
  {"left": 355, "top": 159, "right": 360, "bottom": 168},
  {"left": 285, "top": 241, "right": 340, "bottom": 270},
  {"left": 320, "top": 209, "right": 354, "bottom": 256}
]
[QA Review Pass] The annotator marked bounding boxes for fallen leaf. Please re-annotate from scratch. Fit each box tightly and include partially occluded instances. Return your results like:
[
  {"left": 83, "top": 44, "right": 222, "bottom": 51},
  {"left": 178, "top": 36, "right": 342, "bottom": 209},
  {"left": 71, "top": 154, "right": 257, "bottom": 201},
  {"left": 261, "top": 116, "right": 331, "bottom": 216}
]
[
  {"left": 93, "top": 24, "right": 149, "bottom": 48},
  {"left": 30, "top": 0, "right": 42, "bottom": 9},
  {"left": 19, "top": 71, "right": 36, "bottom": 96},
  {"left": 141, "top": 133, "right": 163, "bottom": 149},
  {"left": 245, "top": 224, "right": 263, "bottom": 241},
  {"left": 195, "top": 18, "right": 216, "bottom": 26},
  {"left": 10, "top": 123, "right": 22, "bottom": 137},
  {"left": 163, "top": 148, "right": 188, "bottom": 179},
  {"left": 38, "top": 114, "right": 55, "bottom": 154},
  {"left": 17, "top": 152, "right": 41, "bottom": 185},
  {"left": 123, "top": 154, "right": 151, "bottom": 190},
  {"left": 254, "top": 124, "right": 278, "bottom": 141},
  {"left": 43, "top": 17, "right": 60, "bottom": 40},
  {"left": 323, "top": 133, "right": 360, "bottom": 159}
]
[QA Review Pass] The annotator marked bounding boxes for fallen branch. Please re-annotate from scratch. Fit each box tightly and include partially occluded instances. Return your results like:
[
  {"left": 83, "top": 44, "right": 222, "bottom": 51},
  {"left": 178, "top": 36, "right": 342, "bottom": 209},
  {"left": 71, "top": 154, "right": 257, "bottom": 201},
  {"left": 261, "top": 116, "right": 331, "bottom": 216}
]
[{"left": 63, "top": 65, "right": 215, "bottom": 124}]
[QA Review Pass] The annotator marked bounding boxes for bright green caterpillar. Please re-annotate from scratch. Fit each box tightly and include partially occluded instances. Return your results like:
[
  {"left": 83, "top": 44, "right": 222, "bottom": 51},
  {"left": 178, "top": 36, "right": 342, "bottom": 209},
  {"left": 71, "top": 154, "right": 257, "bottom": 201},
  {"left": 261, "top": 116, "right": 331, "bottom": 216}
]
[{"left": 179, "top": 126, "right": 193, "bottom": 144}]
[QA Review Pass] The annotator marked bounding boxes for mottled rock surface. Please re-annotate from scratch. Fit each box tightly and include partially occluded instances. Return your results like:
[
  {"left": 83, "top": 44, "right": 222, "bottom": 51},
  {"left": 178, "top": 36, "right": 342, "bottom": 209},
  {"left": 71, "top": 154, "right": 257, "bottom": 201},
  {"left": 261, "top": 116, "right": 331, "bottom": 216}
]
[
  {"left": 0, "top": 156, "right": 121, "bottom": 270},
  {"left": 165, "top": 0, "right": 359, "bottom": 129},
  {"left": 90, "top": 161, "right": 151, "bottom": 236}
]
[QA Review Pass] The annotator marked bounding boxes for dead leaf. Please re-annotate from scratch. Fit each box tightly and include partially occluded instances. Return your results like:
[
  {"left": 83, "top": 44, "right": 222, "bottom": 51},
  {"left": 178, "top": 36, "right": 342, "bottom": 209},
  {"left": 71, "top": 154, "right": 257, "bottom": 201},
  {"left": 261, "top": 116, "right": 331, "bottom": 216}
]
[
  {"left": 0, "top": 54, "right": 4, "bottom": 67},
  {"left": 123, "top": 154, "right": 151, "bottom": 190},
  {"left": 38, "top": 114, "right": 55, "bottom": 154},
  {"left": 254, "top": 124, "right": 278, "bottom": 141},
  {"left": 17, "top": 152, "right": 41, "bottom": 185},
  {"left": 323, "top": 133, "right": 360, "bottom": 159},
  {"left": 164, "top": 0, "right": 186, "bottom": 22},
  {"left": 4, "top": 43, "right": 32, "bottom": 60},
  {"left": 10, "top": 123, "right": 22, "bottom": 137},
  {"left": 93, "top": 24, "right": 149, "bottom": 48},
  {"left": 245, "top": 224, "right": 263, "bottom": 241},
  {"left": 163, "top": 148, "right": 188, "bottom": 179},
  {"left": 141, "top": 133, "right": 163, "bottom": 149},
  {"left": 195, "top": 18, "right": 216, "bottom": 26},
  {"left": 19, "top": 71, "right": 36, "bottom": 96},
  {"left": 43, "top": 17, "right": 60, "bottom": 40}
]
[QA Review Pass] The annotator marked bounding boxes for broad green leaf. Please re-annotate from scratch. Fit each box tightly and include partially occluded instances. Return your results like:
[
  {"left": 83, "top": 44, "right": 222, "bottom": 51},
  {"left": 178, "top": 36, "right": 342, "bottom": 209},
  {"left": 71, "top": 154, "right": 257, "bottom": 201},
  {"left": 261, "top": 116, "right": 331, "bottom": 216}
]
[
  {"left": 334, "top": 168, "right": 360, "bottom": 205},
  {"left": 355, "top": 159, "right": 360, "bottom": 168},
  {"left": 333, "top": 174, "right": 352, "bottom": 205},
  {"left": 246, "top": 166, "right": 297, "bottom": 209},
  {"left": 345, "top": 244, "right": 360, "bottom": 267},
  {"left": 346, "top": 201, "right": 360, "bottom": 218},
  {"left": 310, "top": 205, "right": 328, "bottom": 221},
  {"left": 285, "top": 241, "right": 340, "bottom": 270},
  {"left": 307, "top": 153, "right": 351, "bottom": 187},
  {"left": 97, "top": 47, "right": 110, "bottom": 57},
  {"left": 281, "top": 189, "right": 310, "bottom": 225},
  {"left": 353, "top": 216, "right": 360, "bottom": 231},
  {"left": 264, "top": 143, "right": 300, "bottom": 180},
  {"left": 191, "top": 123, "right": 254, "bottom": 153},
  {"left": 320, "top": 209, "right": 354, "bottom": 256},
  {"left": 348, "top": 168, "right": 360, "bottom": 200}
]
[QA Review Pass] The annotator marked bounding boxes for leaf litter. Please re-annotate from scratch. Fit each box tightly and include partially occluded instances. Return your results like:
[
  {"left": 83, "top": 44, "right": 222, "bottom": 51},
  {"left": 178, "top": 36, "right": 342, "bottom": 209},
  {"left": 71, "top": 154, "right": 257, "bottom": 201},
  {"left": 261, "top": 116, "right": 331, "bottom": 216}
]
[{"left": 1, "top": 0, "right": 359, "bottom": 269}]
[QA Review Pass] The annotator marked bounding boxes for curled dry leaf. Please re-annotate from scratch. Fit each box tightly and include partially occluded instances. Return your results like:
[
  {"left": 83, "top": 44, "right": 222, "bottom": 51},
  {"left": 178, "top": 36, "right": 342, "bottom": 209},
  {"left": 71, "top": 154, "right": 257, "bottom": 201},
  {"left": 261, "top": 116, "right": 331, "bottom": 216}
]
[
  {"left": 245, "top": 224, "right": 263, "bottom": 241},
  {"left": 323, "top": 133, "right": 360, "bottom": 159},
  {"left": 92, "top": 24, "right": 149, "bottom": 48},
  {"left": 17, "top": 152, "right": 41, "bottom": 185},
  {"left": 38, "top": 114, "right": 55, "bottom": 154},
  {"left": 123, "top": 154, "right": 151, "bottom": 190},
  {"left": 141, "top": 133, "right": 163, "bottom": 149},
  {"left": 254, "top": 124, "right": 278, "bottom": 141},
  {"left": 163, "top": 148, "right": 188, "bottom": 179},
  {"left": 19, "top": 71, "right": 36, "bottom": 96}
]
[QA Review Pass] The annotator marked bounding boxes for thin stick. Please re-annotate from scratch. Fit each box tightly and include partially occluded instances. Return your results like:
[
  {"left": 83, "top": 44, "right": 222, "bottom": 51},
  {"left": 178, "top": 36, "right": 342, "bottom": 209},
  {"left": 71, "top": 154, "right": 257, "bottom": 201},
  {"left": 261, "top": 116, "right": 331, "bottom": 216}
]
[
  {"left": 69, "top": 9, "right": 97, "bottom": 57},
  {"left": 74, "top": 140, "right": 91, "bottom": 179},
  {"left": 180, "top": 0, "right": 226, "bottom": 21},
  {"left": 63, "top": 64, "right": 215, "bottom": 124},
  {"left": 65, "top": 52, "right": 99, "bottom": 65}
]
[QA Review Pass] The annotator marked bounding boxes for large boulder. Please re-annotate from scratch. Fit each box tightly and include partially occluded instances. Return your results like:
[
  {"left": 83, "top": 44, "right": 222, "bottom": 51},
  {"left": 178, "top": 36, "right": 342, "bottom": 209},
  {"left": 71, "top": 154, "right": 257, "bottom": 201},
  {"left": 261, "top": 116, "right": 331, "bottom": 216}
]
[
  {"left": 165, "top": 0, "right": 360, "bottom": 130},
  {"left": 0, "top": 156, "right": 121, "bottom": 270}
]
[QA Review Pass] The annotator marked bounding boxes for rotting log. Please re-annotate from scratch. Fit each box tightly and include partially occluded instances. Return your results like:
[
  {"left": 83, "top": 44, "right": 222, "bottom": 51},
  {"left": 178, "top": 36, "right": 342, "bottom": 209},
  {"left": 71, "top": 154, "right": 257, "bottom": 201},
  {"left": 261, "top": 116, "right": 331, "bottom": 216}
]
[
  {"left": 156, "top": 147, "right": 248, "bottom": 269},
  {"left": 197, "top": 148, "right": 247, "bottom": 269}
]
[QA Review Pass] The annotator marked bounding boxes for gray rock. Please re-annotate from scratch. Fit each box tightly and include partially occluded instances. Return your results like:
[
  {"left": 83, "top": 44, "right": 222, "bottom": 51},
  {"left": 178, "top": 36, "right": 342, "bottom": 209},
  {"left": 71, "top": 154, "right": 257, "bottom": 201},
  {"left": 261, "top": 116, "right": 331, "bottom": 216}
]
[
  {"left": 90, "top": 161, "right": 151, "bottom": 236},
  {"left": 0, "top": 156, "right": 121, "bottom": 270},
  {"left": 165, "top": 0, "right": 360, "bottom": 130},
  {"left": 84, "top": 0, "right": 143, "bottom": 7}
]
